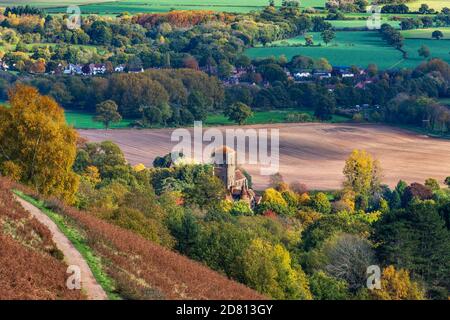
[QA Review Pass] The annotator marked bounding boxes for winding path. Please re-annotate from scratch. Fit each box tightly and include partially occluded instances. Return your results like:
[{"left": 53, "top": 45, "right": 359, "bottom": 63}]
[{"left": 15, "top": 196, "right": 108, "bottom": 300}]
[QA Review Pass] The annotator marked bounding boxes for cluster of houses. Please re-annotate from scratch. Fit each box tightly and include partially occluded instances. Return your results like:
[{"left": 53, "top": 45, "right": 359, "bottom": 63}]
[
  {"left": 60, "top": 63, "right": 139, "bottom": 76},
  {"left": 0, "top": 58, "right": 146, "bottom": 75},
  {"left": 292, "top": 66, "right": 364, "bottom": 81},
  {"left": 218, "top": 64, "right": 373, "bottom": 88}
]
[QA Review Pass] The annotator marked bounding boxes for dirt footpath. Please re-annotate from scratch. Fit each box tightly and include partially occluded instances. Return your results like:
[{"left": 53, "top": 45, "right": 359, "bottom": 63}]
[{"left": 15, "top": 196, "right": 108, "bottom": 300}]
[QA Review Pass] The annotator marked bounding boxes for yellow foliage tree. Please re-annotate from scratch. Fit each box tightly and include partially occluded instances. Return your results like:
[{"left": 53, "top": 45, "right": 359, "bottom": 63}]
[
  {"left": 370, "top": 265, "right": 425, "bottom": 300},
  {"left": 83, "top": 165, "right": 101, "bottom": 186},
  {"left": 343, "top": 149, "right": 382, "bottom": 209},
  {"left": 262, "top": 188, "right": 287, "bottom": 207},
  {"left": 0, "top": 84, "right": 79, "bottom": 203},
  {"left": 242, "top": 238, "right": 312, "bottom": 300},
  {"left": 0, "top": 160, "right": 22, "bottom": 181},
  {"left": 133, "top": 163, "right": 146, "bottom": 172},
  {"left": 297, "top": 192, "right": 311, "bottom": 205}
]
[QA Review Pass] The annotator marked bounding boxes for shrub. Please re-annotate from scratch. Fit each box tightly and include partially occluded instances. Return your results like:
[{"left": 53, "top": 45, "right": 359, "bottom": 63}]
[
  {"left": 311, "top": 192, "right": 332, "bottom": 214},
  {"left": 309, "top": 271, "right": 350, "bottom": 300},
  {"left": 230, "top": 200, "right": 253, "bottom": 216}
]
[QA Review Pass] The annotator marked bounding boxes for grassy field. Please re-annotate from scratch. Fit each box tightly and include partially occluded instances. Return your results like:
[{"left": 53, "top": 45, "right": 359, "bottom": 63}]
[
  {"left": 0, "top": 0, "right": 446, "bottom": 14},
  {"left": 206, "top": 109, "right": 349, "bottom": 125},
  {"left": 329, "top": 19, "right": 400, "bottom": 29},
  {"left": 66, "top": 109, "right": 348, "bottom": 129},
  {"left": 32, "top": 0, "right": 327, "bottom": 14},
  {"left": 401, "top": 27, "right": 450, "bottom": 39},
  {"left": 3, "top": 101, "right": 347, "bottom": 129},
  {"left": 439, "top": 98, "right": 450, "bottom": 106},
  {"left": 0, "top": 0, "right": 111, "bottom": 7},
  {"left": 246, "top": 31, "right": 450, "bottom": 69},
  {"left": 408, "top": 0, "right": 450, "bottom": 11},
  {"left": 65, "top": 110, "right": 133, "bottom": 129}
]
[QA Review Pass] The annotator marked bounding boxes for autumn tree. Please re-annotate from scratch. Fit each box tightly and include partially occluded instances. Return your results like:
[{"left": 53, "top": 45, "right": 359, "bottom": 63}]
[
  {"left": 309, "top": 271, "right": 350, "bottom": 300},
  {"left": 0, "top": 84, "right": 79, "bottom": 203},
  {"left": 367, "top": 63, "right": 378, "bottom": 77},
  {"left": 343, "top": 149, "right": 382, "bottom": 210},
  {"left": 432, "top": 30, "right": 444, "bottom": 40},
  {"left": 321, "top": 29, "right": 335, "bottom": 46},
  {"left": 370, "top": 266, "right": 425, "bottom": 300},
  {"left": 258, "top": 188, "right": 290, "bottom": 215},
  {"left": 242, "top": 238, "right": 312, "bottom": 300},
  {"left": 225, "top": 102, "right": 253, "bottom": 125},
  {"left": 418, "top": 45, "right": 430, "bottom": 59},
  {"left": 230, "top": 200, "right": 253, "bottom": 216},
  {"left": 94, "top": 100, "right": 122, "bottom": 129},
  {"left": 425, "top": 178, "right": 440, "bottom": 191},
  {"left": 319, "top": 233, "right": 377, "bottom": 291},
  {"left": 191, "top": 221, "right": 250, "bottom": 280},
  {"left": 184, "top": 172, "right": 226, "bottom": 209},
  {"left": 311, "top": 192, "right": 332, "bottom": 214},
  {"left": 401, "top": 182, "right": 433, "bottom": 205},
  {"left": 445, "top": 176, "right": 450, "bottom": 188}
]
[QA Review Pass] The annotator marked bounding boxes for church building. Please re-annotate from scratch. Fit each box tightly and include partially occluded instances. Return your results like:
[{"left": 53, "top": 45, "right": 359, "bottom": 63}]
[{"left": 211, "top": 146, "right": 260, "bottom": 207}]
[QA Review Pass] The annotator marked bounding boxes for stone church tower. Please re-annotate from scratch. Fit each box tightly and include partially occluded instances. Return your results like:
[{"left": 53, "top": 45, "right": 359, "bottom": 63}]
[
  {"left": 212, "top": 146, "right": 260, "bottom": 207},
  {"left": 212, "top": 146, "right": 236, "bottom": 189}
]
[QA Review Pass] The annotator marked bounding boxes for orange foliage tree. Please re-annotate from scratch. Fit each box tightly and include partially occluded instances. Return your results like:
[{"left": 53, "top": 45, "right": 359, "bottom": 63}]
[{"left": 370, "top": 265, "right": 425, "bottom": 300}]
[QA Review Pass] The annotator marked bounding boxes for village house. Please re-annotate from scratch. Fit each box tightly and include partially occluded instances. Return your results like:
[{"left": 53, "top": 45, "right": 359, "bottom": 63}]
[
  {"left": 294, "top": 71, "right": 312, "bottom": 80},
  {"left": 312, "top": 69, "right": 332, "bottom": 79},
  {"left": 63, "top": 63, "right": 83, "bottom": 75},
  {"left": 332, "top": 66, "right": 355, "bottom": 78},
  {"left": 88, "top": 63, "right": 107, "bottom": 75},
  {"left": 0, "top": 60, "right": 9, "bottom": 71},
  {"left": 114, "top": 64, "right": 125, "bottom": 72}
]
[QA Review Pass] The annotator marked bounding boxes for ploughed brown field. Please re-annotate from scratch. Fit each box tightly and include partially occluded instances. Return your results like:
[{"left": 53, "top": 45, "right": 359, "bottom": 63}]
[{"left": 78, "top": 123, "right": 450, "bottom": 191}]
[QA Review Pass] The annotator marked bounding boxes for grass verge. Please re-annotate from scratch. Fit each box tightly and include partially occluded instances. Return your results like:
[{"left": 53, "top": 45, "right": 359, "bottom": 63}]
[{"left": 13, "top": 190, "right": 121, "bottom": 300}]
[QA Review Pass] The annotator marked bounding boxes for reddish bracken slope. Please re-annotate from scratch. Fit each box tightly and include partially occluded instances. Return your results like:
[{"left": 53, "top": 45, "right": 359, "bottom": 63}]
[
  {"left": 44, "top": 200, "right": 266, "bottom": 300},
  {"left": 0, "top": 179, "right": 83, "bottom": 300},
  {"left": 10, "top": 180, "right": 265, "bottom": 300}
]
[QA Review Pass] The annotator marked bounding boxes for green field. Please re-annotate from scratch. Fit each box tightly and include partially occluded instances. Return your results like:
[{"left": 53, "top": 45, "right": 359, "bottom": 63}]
[
  {"left": 246, "top": 31, "right": 450, "bottom": 69},
  {"left": 64, "top": 109, "right": 348, "bottom": 129},
  {"left": 0, "top": 0, "right": 111, "bottom": 7},
  {"left": 402, "top": 27, "right": 450, "bottom": 39},
  {"left": 206, "top": 109, "right": 348, "bottom": 125},
  {"left": 329, "top": 19, "right": 400, "bottom": 30},
  {"left": 439, "top": 98, "right": 450, "bottom": 106},
  {"left": 0, "top": 0, "right": 447, "bottom": 14},
  {"left": 27, "top": 0, "right": 327, "bottom": 14},
  {"left": 408, "top": 0, "right": 450, "bottom": 11},
  {"left": 65, "top": 110, "right": 133, "bottom": 129}
]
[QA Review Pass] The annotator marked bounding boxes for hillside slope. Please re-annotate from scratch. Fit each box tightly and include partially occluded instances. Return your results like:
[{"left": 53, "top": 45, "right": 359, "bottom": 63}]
[
  {"left": 15, "top": 196, "right": 108, "bottom": 300},
  {"left": 11, "top": 181, "right": 265, "bottom": 300},
  {"left": 0, "top": 179, "right": 84, "bottom": 300}
]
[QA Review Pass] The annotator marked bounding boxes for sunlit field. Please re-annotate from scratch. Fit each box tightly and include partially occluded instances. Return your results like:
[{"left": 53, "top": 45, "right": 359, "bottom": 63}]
[{"left": 246, "top": 31, "right": 450, "bottom": 69}]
